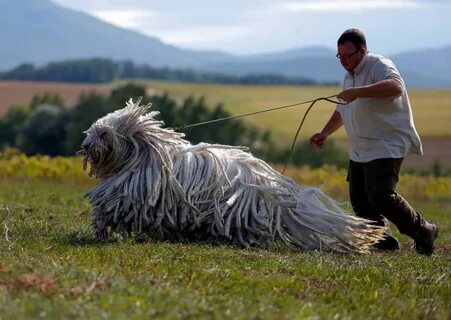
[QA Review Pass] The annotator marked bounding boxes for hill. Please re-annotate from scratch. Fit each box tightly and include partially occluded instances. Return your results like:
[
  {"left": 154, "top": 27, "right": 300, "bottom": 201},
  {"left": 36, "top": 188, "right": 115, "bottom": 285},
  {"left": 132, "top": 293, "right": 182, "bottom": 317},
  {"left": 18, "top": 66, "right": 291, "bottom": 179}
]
[
  {"left": 0, "top": 0, "right": 233, "bottom": 70},
  {"left": 0, "top": 0, "right": 450, "bottom": 87},
  {"left": 199, "top": 47, "right": 451, "bottom": 88}
]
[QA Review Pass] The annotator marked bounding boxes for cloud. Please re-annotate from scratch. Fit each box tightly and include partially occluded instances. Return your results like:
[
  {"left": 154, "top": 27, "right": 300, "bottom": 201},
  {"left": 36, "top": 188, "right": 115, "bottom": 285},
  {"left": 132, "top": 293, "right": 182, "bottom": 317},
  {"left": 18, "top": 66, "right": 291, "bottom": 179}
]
[
  {"left": 90, "top": 9, "right": 253, "bottom": 50},
  {"left": 51, "top": 0, "right": 451, "bottom": 54},
  {"left": 91, "top": 10, "right": 154, "bottom": 29},
  {"left": 281, "top": 0, "right": 426, "bottom": 12},
  {"left": 155, "top": 25, "right": 254, "bottom": 49}
]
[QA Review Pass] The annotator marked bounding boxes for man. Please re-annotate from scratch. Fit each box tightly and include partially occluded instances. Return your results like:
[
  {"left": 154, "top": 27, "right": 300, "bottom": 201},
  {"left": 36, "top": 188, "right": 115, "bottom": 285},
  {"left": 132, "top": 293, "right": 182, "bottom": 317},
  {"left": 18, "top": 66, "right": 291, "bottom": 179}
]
[{"left": 309, "top": 28, "right": 438, "bottom": 255}]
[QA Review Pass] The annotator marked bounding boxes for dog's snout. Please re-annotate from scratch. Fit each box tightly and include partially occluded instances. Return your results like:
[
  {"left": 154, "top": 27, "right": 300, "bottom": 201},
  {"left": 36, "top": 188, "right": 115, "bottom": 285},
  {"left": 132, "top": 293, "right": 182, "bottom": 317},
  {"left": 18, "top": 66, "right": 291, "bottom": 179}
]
[{"left": 82, "top": 141, "right": 91, "bottom": 151}]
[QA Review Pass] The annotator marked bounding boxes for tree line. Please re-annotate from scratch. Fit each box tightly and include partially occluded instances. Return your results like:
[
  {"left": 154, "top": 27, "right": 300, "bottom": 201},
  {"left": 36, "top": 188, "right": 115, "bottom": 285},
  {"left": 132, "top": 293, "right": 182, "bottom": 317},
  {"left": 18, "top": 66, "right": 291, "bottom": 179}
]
[
  {"left": 0, "top": 83, "right": 348, "bottom": 168},
  {"left": 0, "top": 58, "right": 338, "bottom": 86}
]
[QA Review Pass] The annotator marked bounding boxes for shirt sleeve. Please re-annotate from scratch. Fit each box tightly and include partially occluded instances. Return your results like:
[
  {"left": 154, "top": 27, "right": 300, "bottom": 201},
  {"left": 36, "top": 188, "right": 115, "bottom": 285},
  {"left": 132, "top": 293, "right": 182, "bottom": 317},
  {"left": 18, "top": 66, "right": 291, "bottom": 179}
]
[{"left": 372, "top": 57, "right": 405, "bottom": 88}]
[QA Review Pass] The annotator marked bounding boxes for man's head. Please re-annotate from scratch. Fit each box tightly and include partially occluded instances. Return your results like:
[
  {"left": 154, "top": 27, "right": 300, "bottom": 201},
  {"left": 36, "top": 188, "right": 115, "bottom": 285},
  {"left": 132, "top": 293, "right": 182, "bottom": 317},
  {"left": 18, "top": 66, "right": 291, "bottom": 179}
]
[{"left": 337, "top": 28, "right": 367, "bottom": 73}]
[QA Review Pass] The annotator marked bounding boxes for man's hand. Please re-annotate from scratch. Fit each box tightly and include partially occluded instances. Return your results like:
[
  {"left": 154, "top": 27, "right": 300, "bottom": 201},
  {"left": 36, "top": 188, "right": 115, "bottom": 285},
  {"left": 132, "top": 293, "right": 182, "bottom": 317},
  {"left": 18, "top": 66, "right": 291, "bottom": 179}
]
[
  {"left": 309, "top": 132, "right": 328, "bottom": 149},
  {"left": 337, "top": 88, "right": 359, "bottom": 102}
]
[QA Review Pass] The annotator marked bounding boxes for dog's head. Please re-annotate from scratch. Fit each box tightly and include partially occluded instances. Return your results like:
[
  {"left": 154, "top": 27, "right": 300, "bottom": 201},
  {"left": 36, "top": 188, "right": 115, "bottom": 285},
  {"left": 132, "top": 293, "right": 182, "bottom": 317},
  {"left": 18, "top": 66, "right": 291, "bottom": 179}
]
[{"left": 80, "top": 98, "right": 185, "bottom": 179}]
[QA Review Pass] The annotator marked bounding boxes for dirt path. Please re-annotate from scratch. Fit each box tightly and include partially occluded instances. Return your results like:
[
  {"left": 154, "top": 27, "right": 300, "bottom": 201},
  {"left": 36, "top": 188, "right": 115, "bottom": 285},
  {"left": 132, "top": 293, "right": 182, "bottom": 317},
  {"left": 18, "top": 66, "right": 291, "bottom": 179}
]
[
  {"left": 405, "top": 137, "right": 451, "bottom": 169},
  {"left": 336, "top": 137, "right": 451, "bottom": 170},
  {"left": 0, "top": 80, "right": 111, "bottom": 115}
]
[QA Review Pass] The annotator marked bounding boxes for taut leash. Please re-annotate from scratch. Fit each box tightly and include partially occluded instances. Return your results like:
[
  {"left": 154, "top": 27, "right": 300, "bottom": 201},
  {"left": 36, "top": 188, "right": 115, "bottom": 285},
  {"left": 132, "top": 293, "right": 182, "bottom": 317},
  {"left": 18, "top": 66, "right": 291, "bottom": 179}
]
[
  {"left": 175, "top": 95, "right": 342, "bottom": 130},
  {"left": 174, "top": 94, "right": 347, "bottom": 173}
]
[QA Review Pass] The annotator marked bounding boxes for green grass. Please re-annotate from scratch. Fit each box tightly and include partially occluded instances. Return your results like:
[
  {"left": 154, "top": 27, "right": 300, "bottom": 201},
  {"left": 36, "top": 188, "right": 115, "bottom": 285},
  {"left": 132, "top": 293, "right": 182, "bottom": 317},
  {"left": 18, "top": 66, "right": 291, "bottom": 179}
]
[
  {"left": 0, "top": 180, "right": 450, "bottom": 319},
  {"left": 119, "top": 80, "right": 451, "bottom": 144}
]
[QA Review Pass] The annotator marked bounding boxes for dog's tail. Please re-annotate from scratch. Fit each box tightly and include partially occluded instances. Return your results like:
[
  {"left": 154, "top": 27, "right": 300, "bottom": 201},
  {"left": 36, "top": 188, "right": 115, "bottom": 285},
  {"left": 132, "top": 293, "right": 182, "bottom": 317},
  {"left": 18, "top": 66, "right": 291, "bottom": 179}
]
[
  {"left": 273, "top": 186, "right": 385, "bottom": 253},
  {"left": 217, "top": 151, "right": 386, "bottom": 253}
]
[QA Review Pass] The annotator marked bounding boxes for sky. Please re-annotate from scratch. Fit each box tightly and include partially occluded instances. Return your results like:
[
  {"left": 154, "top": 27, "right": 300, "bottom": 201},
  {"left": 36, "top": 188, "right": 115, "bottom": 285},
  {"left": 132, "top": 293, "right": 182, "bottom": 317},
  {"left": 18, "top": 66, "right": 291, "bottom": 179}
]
[{"left": 51, "top": 0, "right": 451, "bottom": 56}]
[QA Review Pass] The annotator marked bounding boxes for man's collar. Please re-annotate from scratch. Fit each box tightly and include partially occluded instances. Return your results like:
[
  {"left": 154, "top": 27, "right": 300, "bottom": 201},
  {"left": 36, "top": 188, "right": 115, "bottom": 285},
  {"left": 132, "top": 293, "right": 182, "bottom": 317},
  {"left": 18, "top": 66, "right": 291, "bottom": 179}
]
[{"left": 351, "top": 52, "right": 370, "bottom": 75}]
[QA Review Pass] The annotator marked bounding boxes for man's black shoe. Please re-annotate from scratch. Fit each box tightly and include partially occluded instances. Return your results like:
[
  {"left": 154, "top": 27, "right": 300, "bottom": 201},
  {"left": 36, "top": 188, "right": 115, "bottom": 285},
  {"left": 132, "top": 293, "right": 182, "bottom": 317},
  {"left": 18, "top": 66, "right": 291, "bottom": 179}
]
[
  {"left": 373, "top": 234, "right": 400, "bottom": 251},
  {"left": 415, "top": 222, "right": 438, "bottom": 256}
]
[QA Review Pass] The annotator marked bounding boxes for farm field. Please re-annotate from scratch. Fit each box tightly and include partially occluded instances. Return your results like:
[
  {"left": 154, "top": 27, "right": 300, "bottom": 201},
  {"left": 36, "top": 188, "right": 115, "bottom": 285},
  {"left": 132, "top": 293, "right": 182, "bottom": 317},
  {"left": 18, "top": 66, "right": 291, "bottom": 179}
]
[
  {"left": 1, "top": 79, "right": 450, "bottom": 169},
  {"left": 2, "top": 80, "right": 451, "bottom": 141},
  {"left": 0, "top": 80, "right": 111, "bottom": 116},
  {"left": 136, "top": 80, "right": 451, "bottom": 169},
  {"left": 0, "top": 154, "right": 450, "bottom": 319},
  {"left": 130, "top": 80, "right": 451, "bottom": 141}
]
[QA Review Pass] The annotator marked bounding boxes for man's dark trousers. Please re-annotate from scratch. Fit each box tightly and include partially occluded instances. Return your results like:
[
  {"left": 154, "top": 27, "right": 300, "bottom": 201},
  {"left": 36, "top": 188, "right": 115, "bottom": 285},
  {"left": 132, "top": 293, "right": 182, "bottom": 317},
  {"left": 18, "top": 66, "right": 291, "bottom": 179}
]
[{"left": 347, "top": 158, "right": 420, "bottom": 236}]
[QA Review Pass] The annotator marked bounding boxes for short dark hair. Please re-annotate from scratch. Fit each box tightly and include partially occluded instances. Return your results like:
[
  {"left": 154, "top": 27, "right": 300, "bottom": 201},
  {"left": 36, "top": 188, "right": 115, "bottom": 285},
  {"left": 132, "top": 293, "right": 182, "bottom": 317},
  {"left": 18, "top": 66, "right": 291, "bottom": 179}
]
[{"left": 337, "top": 28, "right": 367, "bottom": 49}]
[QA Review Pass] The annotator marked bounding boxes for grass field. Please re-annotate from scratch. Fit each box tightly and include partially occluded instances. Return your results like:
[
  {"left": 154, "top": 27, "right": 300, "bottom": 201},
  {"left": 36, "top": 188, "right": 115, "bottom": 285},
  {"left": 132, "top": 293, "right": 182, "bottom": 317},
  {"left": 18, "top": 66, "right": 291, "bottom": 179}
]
[
  {"left": 131, "top": 80, "right": 451, "bottom": 169},
  {"left": 0, "top": 153, "right": 450, "bottom": 319},
  {"left": 0, "top": 180, "right": 450, "bottom": 319}
]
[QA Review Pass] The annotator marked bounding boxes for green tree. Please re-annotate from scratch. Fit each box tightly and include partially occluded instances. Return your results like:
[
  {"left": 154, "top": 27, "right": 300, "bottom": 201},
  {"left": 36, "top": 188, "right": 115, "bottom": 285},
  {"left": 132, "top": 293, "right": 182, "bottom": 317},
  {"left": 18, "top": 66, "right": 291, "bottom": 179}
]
[
  {"left": 0, "top": 104, "right": 31, "bottom": 149},
  {"left": 18, "top": 104, "right": 68, "bottom": 156},
  {"left": 107, "top": 83, "right": 147, "bottom": 113},
  {"left": 148, "top": 93, "right": 178, "bottom": 127},
  {"left": 30, "top": 93, "right": 65, "bottom": 110},
  {"left": 64, "top": 93, "right": 108, "bottom": 155}
]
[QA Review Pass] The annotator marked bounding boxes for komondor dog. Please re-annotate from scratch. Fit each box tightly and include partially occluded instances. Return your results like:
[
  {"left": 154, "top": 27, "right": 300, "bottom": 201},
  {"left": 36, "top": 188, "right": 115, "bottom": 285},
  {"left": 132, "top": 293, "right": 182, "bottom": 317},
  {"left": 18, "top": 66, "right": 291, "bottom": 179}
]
[{"left": 81, "top": 99, "right": 385, "bottom": 253}]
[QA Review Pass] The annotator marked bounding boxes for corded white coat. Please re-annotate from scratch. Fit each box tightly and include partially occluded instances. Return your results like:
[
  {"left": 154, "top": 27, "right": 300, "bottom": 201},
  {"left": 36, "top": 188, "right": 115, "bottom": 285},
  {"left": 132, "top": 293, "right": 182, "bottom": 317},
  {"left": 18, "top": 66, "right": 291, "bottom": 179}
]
[{"left": 81, "top": 99, "right": 385, "bottom": 253}]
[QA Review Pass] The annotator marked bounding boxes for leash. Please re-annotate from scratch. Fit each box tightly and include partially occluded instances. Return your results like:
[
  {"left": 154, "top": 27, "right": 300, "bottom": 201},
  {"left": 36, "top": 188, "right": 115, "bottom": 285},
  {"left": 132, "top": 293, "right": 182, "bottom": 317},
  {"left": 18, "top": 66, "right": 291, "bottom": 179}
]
[
  {"left": 281, "top": 96, "right": 347, "bottom": 174},
  {"left": 174, "top": 94, "right": 347, "bottom": 173},
  {"left": 175, "top": 95, "right": 341, "bottom": 130}
]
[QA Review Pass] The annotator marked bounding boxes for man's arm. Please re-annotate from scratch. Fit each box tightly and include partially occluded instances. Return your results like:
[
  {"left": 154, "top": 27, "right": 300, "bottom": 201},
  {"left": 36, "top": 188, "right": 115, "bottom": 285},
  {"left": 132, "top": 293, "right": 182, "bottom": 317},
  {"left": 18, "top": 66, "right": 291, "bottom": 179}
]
[
  {"left": 338, "top": 79, "right": 403, "bottom": 102},
  {"left": 309, "top": 111, "right": 343, "bottom": 149},
  {"left": 321, "top": 110, "right": 343, "bottom": 136}
]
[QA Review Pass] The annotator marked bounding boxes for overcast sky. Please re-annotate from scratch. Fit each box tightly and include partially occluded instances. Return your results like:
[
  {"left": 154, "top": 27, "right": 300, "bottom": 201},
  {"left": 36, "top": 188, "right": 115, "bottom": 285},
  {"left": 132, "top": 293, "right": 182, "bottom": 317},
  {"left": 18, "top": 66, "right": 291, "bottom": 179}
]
[{"left": 51, "top": 0, "right": 451, "bottom": 56}]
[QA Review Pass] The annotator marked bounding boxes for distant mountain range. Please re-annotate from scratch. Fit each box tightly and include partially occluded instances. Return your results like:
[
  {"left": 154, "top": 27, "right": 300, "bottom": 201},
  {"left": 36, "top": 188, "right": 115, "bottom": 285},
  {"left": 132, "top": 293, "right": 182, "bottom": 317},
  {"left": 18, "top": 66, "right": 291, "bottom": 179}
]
[{"left": 1, "top": 0, "right": 450, "bottom": 88}]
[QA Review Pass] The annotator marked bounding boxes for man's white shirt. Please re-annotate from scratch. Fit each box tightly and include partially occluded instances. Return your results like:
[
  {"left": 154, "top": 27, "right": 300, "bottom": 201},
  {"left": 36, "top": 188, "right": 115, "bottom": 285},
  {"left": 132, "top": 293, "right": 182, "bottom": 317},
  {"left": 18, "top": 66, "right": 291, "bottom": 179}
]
[{"left": 336, "top": 52, "right": 423, "bottom": 163}]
